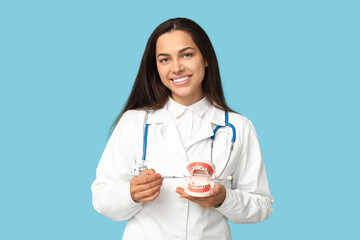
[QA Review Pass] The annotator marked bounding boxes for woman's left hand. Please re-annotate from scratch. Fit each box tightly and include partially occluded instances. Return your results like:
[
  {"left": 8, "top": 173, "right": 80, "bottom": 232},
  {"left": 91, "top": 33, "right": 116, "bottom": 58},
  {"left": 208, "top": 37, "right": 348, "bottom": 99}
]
[{"left": 175, "top": 185, "right": 226, "bottom": 208}]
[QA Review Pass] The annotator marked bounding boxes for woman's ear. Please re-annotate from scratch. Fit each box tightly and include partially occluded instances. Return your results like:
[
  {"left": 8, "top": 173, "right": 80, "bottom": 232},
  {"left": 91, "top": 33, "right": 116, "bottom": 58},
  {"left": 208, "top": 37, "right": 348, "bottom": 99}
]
[{"left": 204, "top": 59, "right": 208, "bottom": 67}]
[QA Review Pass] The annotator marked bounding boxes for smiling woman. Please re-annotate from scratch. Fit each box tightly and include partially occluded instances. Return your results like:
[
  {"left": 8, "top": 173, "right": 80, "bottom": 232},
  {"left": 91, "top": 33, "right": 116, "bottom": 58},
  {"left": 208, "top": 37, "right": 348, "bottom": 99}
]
[
  {"left": 91, "top": 17, "right": 274, "bottom": 240},
  {"left": 156, "top": 30, "right": 207, "bottom": 106}
]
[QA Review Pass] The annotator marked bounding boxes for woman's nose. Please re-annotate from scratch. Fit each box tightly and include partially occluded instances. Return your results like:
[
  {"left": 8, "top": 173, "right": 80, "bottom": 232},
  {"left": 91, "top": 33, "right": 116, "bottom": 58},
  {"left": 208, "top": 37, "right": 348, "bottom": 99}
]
[{"left": 172, "top": 60, "right": 185, "bottom": 73}]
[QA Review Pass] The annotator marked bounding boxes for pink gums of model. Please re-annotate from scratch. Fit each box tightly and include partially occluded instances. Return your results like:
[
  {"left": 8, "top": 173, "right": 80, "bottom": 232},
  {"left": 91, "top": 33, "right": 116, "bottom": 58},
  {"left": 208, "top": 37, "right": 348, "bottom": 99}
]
[{"left": 185, "top": 160, "right": 215, "bottom": 197}]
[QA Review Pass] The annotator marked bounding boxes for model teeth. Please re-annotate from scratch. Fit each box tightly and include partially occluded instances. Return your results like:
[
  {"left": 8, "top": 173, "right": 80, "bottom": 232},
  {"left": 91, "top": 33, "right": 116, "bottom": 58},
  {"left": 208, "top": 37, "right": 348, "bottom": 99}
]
[
  {"left": 173, "top": 77, "right": 189, "bottom": 83},
  {"left": 185, "top": 161, "right": 215, "bottom": 196},
  {"left": 189, "top": 183, "right": 210, "bottom": 188},
  {"left": 190, "top": 166, "right": 210, "bottom": 176}
]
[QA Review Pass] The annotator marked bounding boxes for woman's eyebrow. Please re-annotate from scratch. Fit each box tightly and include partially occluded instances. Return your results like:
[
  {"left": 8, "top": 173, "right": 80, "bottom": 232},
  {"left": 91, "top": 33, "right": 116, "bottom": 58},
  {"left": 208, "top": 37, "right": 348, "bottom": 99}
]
[
  {"left": 157, "top": 47, "right": 196, "bottom": 58},
  {"left": 178, "top": 47, "right": 195, "bottom": 53}
]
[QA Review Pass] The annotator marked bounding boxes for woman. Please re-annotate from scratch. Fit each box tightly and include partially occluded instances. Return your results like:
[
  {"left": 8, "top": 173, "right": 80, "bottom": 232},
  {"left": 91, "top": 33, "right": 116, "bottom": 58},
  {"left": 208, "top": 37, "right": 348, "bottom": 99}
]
[{"left": 91, "top": 18, "right": 273, "bottom": 240}]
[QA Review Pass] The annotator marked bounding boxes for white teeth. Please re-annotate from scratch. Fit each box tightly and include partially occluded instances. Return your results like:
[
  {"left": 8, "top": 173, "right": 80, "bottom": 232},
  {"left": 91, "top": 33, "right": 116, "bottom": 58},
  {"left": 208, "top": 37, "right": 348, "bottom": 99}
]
[
  {"left": 189, "top": 183, "right": 210, "bottom": 188},
  {"left": 189, "top": 166, "right": 210, "bottom": 176},
  {"left": 173, "top": 77, "right": 189, "bottom": 83}
]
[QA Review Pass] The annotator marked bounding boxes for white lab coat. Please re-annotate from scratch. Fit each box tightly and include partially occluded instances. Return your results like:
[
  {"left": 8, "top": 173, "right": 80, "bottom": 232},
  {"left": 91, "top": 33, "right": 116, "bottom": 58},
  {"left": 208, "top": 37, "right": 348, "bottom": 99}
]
[{"left": 91, "top": 101, "right": 273, "bottom": 240}]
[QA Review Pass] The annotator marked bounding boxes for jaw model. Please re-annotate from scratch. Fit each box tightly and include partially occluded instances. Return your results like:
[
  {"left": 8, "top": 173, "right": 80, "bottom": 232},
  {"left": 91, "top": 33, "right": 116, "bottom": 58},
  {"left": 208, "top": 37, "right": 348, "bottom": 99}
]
[{"left": 185, "top": 160, "right": 215, "bottom": 197}]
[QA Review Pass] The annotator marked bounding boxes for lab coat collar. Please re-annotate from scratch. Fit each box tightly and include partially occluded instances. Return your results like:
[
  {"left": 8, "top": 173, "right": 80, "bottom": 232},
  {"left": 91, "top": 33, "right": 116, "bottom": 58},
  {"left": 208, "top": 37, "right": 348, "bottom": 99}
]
[
  {"left": 203, "top": 105, "right": 226, "bottom": 126},
  {"left": 146, "top": 98, "right": 226, "bottom": 126},
  {"left": 146, "top": 107, "right": 168, "bottom": 124},
  {"left": 166, "top": 97, "right": 212, "bottom": 119},
  {"left": 191, "top": 97, "right": 213, "bottom": 118},
  {"left": 166, "top": 97, "right": 186, "bottom": 119}
]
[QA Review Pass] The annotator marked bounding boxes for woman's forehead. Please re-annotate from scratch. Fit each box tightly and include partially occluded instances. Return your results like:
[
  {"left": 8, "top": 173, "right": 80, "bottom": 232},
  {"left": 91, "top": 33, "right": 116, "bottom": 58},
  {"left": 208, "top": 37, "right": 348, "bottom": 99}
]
[{"left": 156, "top": 30, "right": 198, "bottom": 54}]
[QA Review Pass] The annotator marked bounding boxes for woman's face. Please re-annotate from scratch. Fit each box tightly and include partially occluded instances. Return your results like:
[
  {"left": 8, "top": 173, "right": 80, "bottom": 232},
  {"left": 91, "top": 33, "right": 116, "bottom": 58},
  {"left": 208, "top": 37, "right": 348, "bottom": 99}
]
[{"left": 156, "top": 30, "right": 207, "bottom": 106}]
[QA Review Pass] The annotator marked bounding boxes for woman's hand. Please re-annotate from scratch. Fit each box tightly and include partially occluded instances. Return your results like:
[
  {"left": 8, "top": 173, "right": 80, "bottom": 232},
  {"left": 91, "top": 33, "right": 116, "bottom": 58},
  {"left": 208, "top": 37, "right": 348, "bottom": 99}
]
[
  {"left": 130, "top": 169, "right": 163, "bottom": 203},
  {"left": 175, "top": 185, "right": 226, "bottom": 208}
]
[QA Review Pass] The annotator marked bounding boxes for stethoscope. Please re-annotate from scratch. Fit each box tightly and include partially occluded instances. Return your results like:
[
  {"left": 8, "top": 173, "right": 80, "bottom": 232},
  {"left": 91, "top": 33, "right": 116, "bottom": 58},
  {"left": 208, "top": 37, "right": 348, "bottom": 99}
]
[{"left": 138, "top": 111, "right": 236, "bottom": 179}]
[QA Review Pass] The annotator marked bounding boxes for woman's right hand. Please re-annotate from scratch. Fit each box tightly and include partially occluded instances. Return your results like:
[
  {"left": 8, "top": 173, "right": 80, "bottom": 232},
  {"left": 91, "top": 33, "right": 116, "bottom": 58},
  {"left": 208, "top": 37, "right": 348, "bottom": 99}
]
[{"left": 130, "top": 169, "right": 163, "bottom": 203}]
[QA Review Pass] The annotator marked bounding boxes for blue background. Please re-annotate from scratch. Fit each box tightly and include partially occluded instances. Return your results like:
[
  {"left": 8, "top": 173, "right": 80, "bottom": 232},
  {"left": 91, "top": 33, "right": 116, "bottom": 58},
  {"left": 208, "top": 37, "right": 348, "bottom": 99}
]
[{"left": 1, "top": 0, "right": 359, "bottom": 239}]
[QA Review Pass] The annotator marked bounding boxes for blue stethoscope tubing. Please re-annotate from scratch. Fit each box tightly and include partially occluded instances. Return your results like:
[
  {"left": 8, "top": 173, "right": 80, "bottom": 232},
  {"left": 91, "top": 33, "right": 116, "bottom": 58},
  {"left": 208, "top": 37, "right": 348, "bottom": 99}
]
[
  {"left": 210, "top": 111, "right": 236, "bottom": 178},
  {"left": 140, "top": 111, "right": 236, "bottom": 178}
]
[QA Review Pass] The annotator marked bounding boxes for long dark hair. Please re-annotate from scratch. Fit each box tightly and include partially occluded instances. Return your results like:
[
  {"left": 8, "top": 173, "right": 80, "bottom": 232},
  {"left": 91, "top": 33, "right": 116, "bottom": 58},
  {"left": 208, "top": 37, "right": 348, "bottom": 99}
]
[{"left": 111, "top": 18, "right": 232, "bottom": 132}]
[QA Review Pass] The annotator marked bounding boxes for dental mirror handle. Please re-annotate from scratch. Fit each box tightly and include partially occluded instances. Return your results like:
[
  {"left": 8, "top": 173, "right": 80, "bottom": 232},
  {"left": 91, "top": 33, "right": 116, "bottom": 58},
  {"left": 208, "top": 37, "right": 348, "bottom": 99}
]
[{"left": 126, "top": 174, "right": 232, "bottom": 181}]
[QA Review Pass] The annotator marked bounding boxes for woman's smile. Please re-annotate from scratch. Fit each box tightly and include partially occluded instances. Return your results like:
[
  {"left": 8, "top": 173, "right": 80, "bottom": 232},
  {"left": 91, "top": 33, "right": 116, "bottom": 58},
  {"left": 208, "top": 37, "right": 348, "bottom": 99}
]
[{"left": 171, "top": 75, "right": 192, "bottom": 85}]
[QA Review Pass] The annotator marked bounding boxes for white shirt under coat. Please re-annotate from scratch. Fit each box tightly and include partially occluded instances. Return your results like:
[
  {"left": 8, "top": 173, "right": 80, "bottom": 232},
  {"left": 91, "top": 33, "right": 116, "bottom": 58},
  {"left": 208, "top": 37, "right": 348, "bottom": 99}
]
[{"left": 91, "top": 97, "right": 274, "bottom": 240}]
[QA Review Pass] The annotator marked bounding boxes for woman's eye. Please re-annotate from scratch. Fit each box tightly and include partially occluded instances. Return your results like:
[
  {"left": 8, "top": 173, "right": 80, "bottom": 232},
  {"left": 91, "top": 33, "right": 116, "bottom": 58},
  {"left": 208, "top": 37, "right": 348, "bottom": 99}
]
[
  {"left": 160, "top": 58, "right": 169, "bottom": 63},
  {"left": 183, "top": 53, "right": 192, "bottom": 58}
]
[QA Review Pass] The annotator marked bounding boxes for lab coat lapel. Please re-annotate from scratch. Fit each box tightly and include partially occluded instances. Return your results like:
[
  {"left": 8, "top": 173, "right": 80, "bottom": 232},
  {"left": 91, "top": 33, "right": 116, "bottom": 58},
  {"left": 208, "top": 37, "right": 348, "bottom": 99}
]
[
  {"left": 189, "top": 119, "right": 214, "bottom": 147},
  {"left": 189, "top": 105, "right": 225, "bottom": 148},
  {"left": 147, "top": 108, "right": 188, "bottom": 162},
  {"left": 161, "top": 119, "right": 188, "bottom": 161}
]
